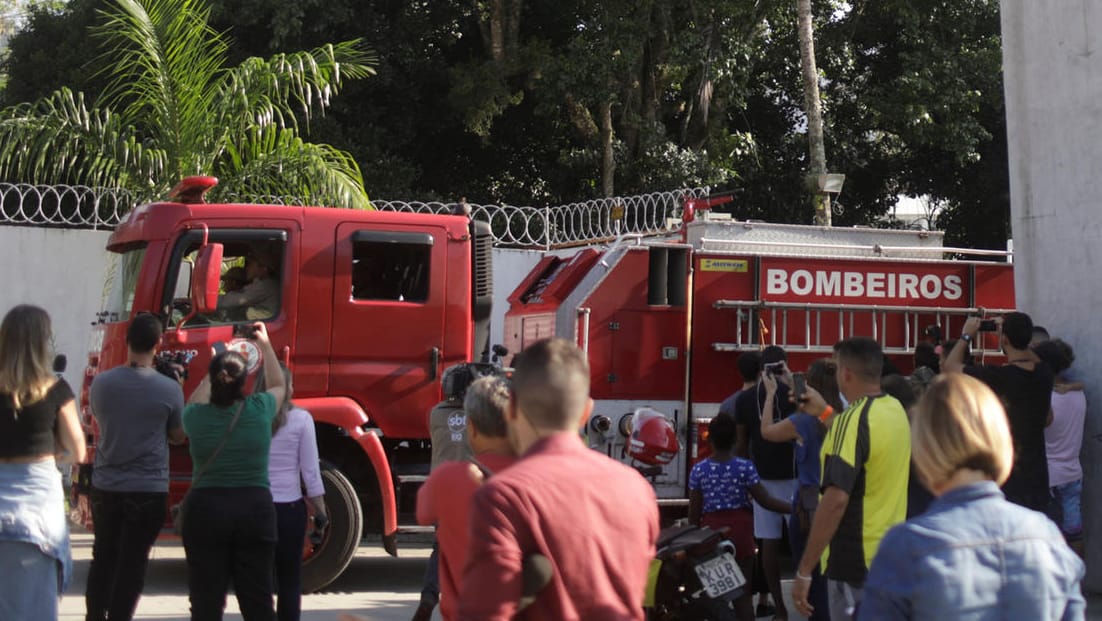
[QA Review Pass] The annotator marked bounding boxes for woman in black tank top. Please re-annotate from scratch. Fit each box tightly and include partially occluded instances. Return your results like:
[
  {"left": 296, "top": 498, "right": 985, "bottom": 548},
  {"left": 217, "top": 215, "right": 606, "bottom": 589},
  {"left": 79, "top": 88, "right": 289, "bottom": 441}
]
[{"left": 0, "top": 304, "right": 86, "bottom": 619}]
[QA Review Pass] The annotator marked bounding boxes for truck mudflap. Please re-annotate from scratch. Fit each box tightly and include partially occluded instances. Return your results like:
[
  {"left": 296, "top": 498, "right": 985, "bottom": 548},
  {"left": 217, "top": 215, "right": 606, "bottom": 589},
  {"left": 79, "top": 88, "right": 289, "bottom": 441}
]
[
  {"left": 352, "top": 429, "right": 399, "bottom": 555},
  {"left": 300, "top": 397, "right": 399, "bottom": 556}
]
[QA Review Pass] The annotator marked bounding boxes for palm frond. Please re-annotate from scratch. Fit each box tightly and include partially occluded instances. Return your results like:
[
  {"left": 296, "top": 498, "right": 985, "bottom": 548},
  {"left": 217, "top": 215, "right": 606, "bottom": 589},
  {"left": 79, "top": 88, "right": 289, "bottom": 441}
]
[
  {"left": 0, "top": 87, "right": 165, "bottom": 193},
  {"left": 214, "top": 40, "right": 377, "bottom": 137},
  {"left": 0, "top": 0, "right": 374, "bottom": 207},
  {"left": 215, "top": 125, "right": 370, "bottom": 210},
  {"left": 93, "top": 0, "right": 227, "bottom": 177}
]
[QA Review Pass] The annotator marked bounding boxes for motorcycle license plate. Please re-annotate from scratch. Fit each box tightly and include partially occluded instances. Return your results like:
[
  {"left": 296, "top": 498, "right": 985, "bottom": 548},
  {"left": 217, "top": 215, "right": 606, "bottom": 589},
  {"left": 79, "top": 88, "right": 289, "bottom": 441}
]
[{"left": 693, "top": 553, "right": 745, "bottom": 599}]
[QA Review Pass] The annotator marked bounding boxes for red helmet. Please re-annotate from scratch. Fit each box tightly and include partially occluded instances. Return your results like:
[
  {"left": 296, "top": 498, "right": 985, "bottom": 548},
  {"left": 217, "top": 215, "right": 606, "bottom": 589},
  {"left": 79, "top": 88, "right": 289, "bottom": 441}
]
[{"left": 628, "top": 408, "right": 679, "bottom": 465}]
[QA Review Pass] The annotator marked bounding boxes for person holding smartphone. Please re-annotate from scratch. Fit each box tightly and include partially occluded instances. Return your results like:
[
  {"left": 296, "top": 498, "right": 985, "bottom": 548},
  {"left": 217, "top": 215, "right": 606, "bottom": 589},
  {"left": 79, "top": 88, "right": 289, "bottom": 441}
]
[
  {"left": 759, "top": 358, "right": 841, "bottom": 621},
  {"left": 944, "top": 312, "right": 1055, "bottom": 512},
  {"left": 182, "top": 321, "right": 285, "bottom": 620},
  {"left": 734, "top": 345, "right": 797, "bottom": 621}
]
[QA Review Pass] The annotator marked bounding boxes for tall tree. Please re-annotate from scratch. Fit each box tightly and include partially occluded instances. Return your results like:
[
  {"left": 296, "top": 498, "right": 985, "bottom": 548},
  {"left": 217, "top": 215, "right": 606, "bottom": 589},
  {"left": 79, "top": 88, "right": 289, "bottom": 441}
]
[
  {"left": 0, "top": 0, "right": 376, "bottom": 207},
  {"left": 797, "top": 0, "right": 830, "bottom": 225}
]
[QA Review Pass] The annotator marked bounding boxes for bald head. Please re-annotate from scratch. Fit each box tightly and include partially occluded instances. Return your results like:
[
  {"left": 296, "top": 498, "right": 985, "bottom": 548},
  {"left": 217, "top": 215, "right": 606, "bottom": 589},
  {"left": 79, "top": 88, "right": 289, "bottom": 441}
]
[{"left": 511, "top": 338, "right": 591, "bottom": 430}]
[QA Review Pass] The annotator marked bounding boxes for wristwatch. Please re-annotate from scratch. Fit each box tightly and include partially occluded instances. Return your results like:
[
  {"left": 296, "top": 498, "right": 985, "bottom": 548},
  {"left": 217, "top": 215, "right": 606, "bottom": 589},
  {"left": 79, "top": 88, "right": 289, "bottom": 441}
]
[{"left": 960, "top": 333, "right": 973, "bottom": 344}]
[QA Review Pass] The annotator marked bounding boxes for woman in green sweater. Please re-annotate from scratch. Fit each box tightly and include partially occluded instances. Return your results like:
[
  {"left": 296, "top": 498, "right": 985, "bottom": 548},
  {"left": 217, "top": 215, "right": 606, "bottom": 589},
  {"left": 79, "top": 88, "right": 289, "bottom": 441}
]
[{"left": 181, "top": 322, "right": 285, "bottom": 621}]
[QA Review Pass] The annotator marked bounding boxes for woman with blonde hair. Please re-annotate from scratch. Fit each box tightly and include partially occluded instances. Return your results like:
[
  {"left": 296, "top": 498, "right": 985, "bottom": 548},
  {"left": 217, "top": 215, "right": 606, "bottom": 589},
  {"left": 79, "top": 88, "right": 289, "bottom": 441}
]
[
  {"left": 860, "top": 373, "right": 1084, "bottom": 620},
  {"left": 0, "top": 304, "right": 86, "bottom": 618}
]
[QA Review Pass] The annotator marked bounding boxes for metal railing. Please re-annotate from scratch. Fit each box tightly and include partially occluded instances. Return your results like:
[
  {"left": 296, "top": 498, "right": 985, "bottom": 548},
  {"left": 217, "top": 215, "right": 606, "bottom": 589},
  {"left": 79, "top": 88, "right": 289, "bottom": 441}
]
[{"left": 0, "top": 182, "right": 709, "bottom": 248}]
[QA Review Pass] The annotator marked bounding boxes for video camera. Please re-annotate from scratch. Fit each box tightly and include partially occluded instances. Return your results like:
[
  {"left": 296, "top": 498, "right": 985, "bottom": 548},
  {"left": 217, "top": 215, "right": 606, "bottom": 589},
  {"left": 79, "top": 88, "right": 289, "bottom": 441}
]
[
  {"left": 441, "top": 362, "right": 506, "bottom": 402},
  {"left": 153, "top": 350, "right": 194, "bottom": 381}
]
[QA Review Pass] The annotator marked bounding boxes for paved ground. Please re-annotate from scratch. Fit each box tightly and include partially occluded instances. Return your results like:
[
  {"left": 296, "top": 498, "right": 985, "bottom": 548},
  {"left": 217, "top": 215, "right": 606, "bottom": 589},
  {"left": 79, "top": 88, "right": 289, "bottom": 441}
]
[
  {"left": 60, "top": 529, "right": 1101, "bottom": 620},
  {"left": 61, "top": 530, "right": 431, "bottom": 621}
]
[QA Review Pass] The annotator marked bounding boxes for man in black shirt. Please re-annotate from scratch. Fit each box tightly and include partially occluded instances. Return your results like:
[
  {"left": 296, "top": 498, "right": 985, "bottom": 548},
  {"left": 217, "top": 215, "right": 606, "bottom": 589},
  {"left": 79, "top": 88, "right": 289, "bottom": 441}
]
[
  {"left": 945, "top": 312, "right": 1054, "bottom": 511},
  {"left": 735, "top": 345, "right": 797, "bottom": 621}
]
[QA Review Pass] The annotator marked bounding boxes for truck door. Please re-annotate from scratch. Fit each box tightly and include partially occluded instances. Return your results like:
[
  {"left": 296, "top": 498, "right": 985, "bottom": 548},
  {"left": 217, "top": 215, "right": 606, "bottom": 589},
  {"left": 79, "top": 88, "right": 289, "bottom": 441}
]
[{"left": 331, "top": 223, "right": 447, "bottom": 438}]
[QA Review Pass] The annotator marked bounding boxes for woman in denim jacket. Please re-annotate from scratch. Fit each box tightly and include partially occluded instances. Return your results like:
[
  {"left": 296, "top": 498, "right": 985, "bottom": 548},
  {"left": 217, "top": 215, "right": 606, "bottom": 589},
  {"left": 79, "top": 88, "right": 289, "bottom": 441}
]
[
  {"left": 860, "top": 373, "right": 1084, "bottom": 620},
  {"left": 0, "top": 305, "right": 87, "bottom": 619}
]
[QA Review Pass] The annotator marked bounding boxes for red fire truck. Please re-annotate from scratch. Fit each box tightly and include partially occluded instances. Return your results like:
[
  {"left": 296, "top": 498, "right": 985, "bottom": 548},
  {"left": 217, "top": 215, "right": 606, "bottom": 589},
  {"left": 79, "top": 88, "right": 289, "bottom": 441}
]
[
  {"left": 75, "top": 179, "right": 1015, "bottom": 591},
  {"left": 503, "top": 200, "right": 1015, "bottom": 503},
  {"left": 75, "top": 177, "right": 494, "bottom": 591}
]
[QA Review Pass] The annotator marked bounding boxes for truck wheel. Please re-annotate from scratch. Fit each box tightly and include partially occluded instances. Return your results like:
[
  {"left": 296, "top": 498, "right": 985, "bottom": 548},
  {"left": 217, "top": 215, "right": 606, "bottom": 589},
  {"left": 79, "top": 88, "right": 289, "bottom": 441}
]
[{"left": 301, "top": 466, "right": 363, "bottom": 593}]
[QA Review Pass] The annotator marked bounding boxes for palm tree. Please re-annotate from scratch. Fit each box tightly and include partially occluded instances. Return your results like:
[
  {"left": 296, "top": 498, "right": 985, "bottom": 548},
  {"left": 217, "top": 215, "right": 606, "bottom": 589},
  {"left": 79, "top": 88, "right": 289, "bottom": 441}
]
[{"left": 0, "top": 0, "right": 376, "bottom": 209}]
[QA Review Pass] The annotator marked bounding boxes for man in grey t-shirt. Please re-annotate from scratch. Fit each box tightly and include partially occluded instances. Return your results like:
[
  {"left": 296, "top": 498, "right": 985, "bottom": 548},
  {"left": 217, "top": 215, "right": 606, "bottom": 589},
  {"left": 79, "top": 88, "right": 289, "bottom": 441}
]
[{"left": 86, "top": 313, "right": 186, "bottom": 621}]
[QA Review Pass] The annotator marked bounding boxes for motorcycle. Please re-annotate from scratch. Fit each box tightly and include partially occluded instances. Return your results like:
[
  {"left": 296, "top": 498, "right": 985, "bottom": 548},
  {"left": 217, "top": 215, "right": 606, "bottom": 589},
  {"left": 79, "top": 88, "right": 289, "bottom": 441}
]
[{"left": 644, "top": 523, "right": 745, "bottom": 621}]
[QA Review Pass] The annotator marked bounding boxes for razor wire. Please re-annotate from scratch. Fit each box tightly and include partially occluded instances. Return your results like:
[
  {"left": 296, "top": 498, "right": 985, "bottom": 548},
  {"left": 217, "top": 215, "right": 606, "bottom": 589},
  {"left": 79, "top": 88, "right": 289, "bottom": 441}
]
[
  {"left": 0, "top": 182, "right": 710, "bottom": 248},
  {"left": 0, "top": 183, "right": 138, "bottom": 230},
  {"left": 373, "top": 188, "right": 710, "bottom": 247}
]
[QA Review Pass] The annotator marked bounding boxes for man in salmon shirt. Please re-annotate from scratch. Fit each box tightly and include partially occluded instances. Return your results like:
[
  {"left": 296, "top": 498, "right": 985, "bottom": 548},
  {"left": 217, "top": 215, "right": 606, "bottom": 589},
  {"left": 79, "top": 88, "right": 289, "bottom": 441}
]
[
  {"left": 416, "top": 375, "right": 516, "bottom": 621},
  {"left": 457, "top": 338, "right": 660, "bottom": 621}
]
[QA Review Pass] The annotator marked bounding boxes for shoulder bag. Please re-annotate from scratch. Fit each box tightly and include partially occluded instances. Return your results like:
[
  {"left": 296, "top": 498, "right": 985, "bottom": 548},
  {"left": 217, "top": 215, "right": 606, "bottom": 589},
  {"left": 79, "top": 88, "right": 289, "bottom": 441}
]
[{"left": 171, "top": 400, "right": 246, "bottom": 534}]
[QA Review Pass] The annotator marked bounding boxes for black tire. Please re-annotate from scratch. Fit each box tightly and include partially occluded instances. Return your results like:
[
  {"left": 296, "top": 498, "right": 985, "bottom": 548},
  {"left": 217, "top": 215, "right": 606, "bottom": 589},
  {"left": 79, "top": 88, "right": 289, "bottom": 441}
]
[{"left": 301, "top": 466, "right": 363, "bottom": 593}]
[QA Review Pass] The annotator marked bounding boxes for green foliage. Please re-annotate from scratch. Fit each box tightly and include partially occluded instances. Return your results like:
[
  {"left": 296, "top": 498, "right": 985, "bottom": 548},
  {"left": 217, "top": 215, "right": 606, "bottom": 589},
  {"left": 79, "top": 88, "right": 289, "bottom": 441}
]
[
  {"left": 0, "top": 0, "right": 1009, "bottom": 248},
  {"left": 0, "top": 0, "right": 375, "bottom": 209}
]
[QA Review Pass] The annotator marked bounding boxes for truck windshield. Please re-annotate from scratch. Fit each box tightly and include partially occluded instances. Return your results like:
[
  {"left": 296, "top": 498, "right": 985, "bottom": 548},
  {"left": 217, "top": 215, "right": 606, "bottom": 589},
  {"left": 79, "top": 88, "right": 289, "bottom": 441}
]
[{"left": 103, "top": 245, "right": 147, "bottom": 322}]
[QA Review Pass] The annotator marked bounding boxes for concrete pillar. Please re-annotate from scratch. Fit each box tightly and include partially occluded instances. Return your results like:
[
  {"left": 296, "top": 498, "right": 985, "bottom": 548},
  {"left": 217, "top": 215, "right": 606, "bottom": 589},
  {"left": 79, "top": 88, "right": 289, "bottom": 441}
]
[{"left": 1001, "top": 0, "right": 1102, "bottom": 590}]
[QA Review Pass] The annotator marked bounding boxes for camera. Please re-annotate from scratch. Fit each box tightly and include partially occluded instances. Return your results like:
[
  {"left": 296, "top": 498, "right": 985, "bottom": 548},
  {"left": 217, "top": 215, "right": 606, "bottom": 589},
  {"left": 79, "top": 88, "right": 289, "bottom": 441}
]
[
  {"left": 232, "top": 324, "right": 259, "bottom": 339},
  {"left": 791, "top": 372, "right": 807, "bottom": 402},
  {"left": 153, "top": 350, "right": 193, "bottom": 381}
]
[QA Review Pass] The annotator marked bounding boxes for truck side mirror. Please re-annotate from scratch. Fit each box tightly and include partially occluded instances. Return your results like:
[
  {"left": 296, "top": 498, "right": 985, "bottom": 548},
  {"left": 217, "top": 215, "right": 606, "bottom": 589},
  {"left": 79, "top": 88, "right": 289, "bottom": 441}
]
[{"left": 191, "top": 243, "right": 224, "bottom": 314}]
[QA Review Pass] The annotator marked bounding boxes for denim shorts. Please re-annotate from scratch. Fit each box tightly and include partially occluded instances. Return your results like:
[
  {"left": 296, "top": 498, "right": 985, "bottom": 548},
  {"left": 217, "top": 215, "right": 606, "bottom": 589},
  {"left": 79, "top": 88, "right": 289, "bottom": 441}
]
[
  {"left": 752, "top": 479, "right": 797, "bottom": 539},
  {"left": 1050, "top": 479, "right": 1083, "bottom": 539}
]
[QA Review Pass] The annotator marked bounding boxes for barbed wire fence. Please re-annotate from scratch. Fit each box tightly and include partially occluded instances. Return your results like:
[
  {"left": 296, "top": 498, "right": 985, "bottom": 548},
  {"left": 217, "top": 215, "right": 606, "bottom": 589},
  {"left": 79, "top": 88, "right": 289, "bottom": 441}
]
[{"left": 0, "top": 183, "right": 710, "bottom": 248}]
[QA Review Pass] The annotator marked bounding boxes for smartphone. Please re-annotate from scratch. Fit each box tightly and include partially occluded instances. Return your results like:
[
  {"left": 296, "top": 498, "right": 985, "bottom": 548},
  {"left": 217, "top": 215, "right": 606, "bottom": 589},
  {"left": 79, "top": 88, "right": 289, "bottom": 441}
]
[
  {"left": 791, "top": 372, "right": 807, "bottom": 402},
  {"left": 212, "top": 341, "right": 227, "bottom": 355},
  {"left": 978, "top": 319, "right": 998, "bottom": 332},
  {"left": 232, "top": 323, "right": 257, "bottom": 339}
]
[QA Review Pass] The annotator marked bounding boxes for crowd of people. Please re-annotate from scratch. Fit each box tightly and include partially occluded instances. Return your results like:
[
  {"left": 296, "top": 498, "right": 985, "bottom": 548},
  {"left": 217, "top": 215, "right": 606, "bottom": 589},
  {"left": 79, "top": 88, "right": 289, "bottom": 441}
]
[
  {"left": 0, "top": 305, "right": 327, "bottom": 620},
  {"left": 688, "top": 313, "right": 1087, "bottom": 620},
  {"left": 407, "top": 316, "right": 1087, "bottom": 621},
  {"left": 0, "top": 300, "right": 1091, "bottom": 621}
]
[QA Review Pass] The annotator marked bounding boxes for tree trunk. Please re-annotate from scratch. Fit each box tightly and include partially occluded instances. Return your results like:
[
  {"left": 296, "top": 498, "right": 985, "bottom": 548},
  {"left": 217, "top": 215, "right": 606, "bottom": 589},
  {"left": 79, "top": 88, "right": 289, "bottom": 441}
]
[
  {"left": 599, "top": 100, "right": 615, "bottom": 197},
  {"left": 797, "top": 0, "right": 831, "bottom": 226},
  {"left": 506, "top": 0, "right": 521, "bottom": 60},
  {"left": 490, "top": 0, "right": 505, "bottom": 62}
]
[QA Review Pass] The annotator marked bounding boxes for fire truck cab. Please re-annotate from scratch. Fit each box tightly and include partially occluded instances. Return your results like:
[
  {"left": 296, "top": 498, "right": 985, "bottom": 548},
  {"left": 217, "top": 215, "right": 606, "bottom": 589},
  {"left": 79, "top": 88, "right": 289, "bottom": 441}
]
[{"left": 78, "top": 178, "right": 494, "bottom": 591}]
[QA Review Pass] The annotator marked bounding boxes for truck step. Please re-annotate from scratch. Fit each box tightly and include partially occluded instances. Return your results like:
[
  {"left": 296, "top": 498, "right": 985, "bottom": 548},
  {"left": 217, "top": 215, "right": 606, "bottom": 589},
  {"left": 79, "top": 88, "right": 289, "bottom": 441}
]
[
  {"left": 396, "top": 474, "right": 428, "bottom": 484},
  {"left": 396, "top": 525, "right": 435, "bottom": 535}
]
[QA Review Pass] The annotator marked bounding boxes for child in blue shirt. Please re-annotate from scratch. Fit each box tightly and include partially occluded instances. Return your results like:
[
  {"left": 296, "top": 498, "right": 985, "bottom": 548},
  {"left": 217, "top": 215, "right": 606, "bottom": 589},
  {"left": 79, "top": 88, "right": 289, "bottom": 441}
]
[{"left": 689, "top": 413, "right": 791, "bottom": 621}]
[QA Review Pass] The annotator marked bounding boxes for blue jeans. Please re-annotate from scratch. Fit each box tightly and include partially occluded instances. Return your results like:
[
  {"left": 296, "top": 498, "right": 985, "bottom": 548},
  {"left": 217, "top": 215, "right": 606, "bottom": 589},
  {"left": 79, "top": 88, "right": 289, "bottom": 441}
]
[
  {"left": 1049, "top": 479, "right": 1083, "bottom": 539},
  {"left": 85, "top": 488, "right": 167, "bottom": 621},
  {"left": 0, "top": 539, "right": 58, "bottom": 619},
  {"left": 0, "top": 460, "right": 70, "bottom": 591},
  {"left": 274, "top": 500, "right": 308, "bottom": 621}
]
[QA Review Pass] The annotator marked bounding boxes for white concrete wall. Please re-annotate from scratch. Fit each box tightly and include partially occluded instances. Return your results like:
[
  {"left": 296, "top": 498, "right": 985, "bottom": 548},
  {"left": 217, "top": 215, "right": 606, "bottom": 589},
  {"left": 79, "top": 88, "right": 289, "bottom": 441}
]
[
  {"left": 0, "top": 226, "right": 113, "bottom": 392},
  {"left": 1002, "top": 0, "right": 1102, "bottom": 590}
]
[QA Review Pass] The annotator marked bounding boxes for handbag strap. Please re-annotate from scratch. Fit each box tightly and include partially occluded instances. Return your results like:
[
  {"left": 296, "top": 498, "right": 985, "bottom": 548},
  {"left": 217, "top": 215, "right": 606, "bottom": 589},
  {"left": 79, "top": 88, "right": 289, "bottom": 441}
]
[{"left": 191, "top": 400, "right": 246, "bottom": 486}]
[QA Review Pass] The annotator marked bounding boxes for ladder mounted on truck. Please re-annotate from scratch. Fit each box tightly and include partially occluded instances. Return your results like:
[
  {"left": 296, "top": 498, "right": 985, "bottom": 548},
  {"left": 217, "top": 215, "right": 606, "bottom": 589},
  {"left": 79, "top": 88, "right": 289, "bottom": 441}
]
[{"left": 710, "top": 300, "right": 1015, "bottom": 358}]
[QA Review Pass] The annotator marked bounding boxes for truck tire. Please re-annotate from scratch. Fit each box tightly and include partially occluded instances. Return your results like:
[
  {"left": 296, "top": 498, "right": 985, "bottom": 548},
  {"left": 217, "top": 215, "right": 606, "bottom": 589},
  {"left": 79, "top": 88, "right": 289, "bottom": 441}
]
[{"left": 301, "top": 466, "right": 363, "bottom": 593}]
